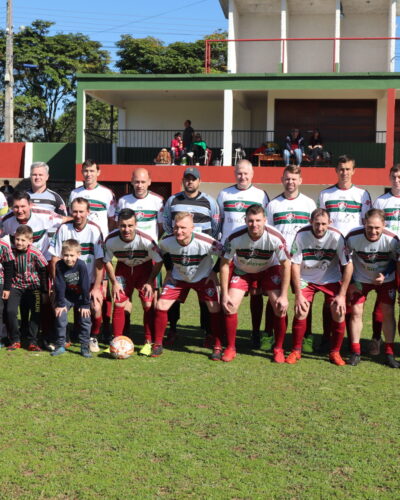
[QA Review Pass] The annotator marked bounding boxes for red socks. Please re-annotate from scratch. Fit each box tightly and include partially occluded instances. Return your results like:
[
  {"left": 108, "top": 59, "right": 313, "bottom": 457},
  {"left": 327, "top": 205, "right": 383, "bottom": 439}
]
[
  {"left": 143, "top": 307, "right": 154, "bottom": 343},
  {"left": 351, "top": 342, "right": 361, "bottom": 355},
  {"left": 291, "top": 318, "right": 307, "bottom": 351},
  {"left": 330, "top": 320, "right": 346, "bottom": 352},
  {"left": 91, "top": 315, "right": 102, "bottom": 336},
  {"left": 112, "top": 305, "right": 125, "bottom": 337},
  {"left": 273, "top": 314, "right": 287, "bottom": 350},
  {"left": 385, "top": 342, "right": 394, "bottom": 355},
  {"left": 153, "top": 309, "right": 168, "bottom": 345},
  {"left": 224, "top": 313, "right": 238, "bottom": 350},
  {"left": 210, "top": 311, "right": 223, "bottom": 348}
]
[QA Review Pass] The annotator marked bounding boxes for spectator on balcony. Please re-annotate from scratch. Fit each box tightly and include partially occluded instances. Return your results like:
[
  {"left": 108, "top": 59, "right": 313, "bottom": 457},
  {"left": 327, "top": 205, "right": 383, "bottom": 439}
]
[
  {"left": 283, "top": 128, "right": 304, "bottom": 167},
  {"left": 307, "top": 129, "right": 324, "bottom": 165},
  {"left": 188, "top": 133, "right": 207, "bottom": 166},
  {"left": 170, "top": 132, "right": 184, "bottom": 165},
  {"left": 183, "top": 120, "right": 194, "bottom": 152}
]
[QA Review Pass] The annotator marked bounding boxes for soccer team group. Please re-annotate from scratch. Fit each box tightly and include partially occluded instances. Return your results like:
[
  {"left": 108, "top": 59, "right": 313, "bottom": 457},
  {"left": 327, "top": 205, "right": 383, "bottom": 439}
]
[{"left": 0, "top": 156, "right": 399, "bottom": 367}]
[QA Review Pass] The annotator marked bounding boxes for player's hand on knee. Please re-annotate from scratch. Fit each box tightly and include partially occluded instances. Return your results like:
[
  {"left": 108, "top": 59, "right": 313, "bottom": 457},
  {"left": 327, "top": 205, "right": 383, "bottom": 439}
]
[
  {"left": 142, "top": 283, "right": 153, "bottom": 300},
  {"left": 79, "top": 307, "right": 91, "bottom": 318},
  {"left": 55, "top": 306, "right": 67, "bottom": 317}
]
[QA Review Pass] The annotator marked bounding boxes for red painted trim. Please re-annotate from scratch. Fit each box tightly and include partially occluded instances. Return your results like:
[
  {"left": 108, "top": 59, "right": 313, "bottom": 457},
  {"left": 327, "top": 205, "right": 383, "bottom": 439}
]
[{"left": 385, "top": 88, "right": 395, "bottom": 171}]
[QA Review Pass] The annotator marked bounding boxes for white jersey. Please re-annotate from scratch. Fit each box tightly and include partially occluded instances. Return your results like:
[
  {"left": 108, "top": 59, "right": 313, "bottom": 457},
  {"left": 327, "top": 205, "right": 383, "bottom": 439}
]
[
  {"left": 69, "top": 184, "right": 116, "bottom": 238},
  {"left": 27, "top": 188, "right": 67, "bottom": 216},
  {"left": 104, "top": 229, "right": 162, "bottom": 267},
  {"left": 49, "top": 221, "right": 104, "bottom": 284},
  {"left": 115, "top": 191, "right": 164, "bottom": 241},
  {"left": 291, "top": 225, "right": 348, "bottom": 285},
  {"left": 159, "top": 232, "right": 222, "bottom": 283},
  {"left": 267, "top": 193, "right": 316, "bottom": 249},
  {"left": 373, "top": 191, "right": 400, "bottom": 236},
  {"left": 345, "top": 227, "right": 399, "bottom": 284},
  {"left": 1, "top": 208, "right": 63, "bottom": 259},
  {"left": 318, "top": 184, "right": 371, "bottom": 236},
  {"left": 217, "top": 184, "right": 269, "bottom": 242},
  {"left": 223, "top": 225, "right": 288, "bottom": 275}
]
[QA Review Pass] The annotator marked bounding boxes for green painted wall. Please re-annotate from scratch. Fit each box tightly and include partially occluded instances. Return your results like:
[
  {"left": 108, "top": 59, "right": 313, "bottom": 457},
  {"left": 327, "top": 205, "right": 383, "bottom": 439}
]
[{"left": 32, "top": 143, "right": 76, "bottom": 181}]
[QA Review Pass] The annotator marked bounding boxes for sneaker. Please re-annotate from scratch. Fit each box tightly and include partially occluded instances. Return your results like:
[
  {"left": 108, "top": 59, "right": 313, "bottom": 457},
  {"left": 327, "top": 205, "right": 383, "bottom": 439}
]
[
  {"left": 385, "top": 354, "right": 400, "bottom": 369},
  {"left": 222, "top": 347, "right": 236, "bottom": 362},
  {"left": 80, "top": 345, "right": 92, "bottom": 358},
  {"left": 164, "top": 331, "right": 176, "bottom": 347},
  {"left": 43, "top": 340, "right": 55, "bottom": 352},
  {"left": 151, "top": 344, "right": 164, "bottom": 357},
  {"left": 273, "top": 348, "right": 285, "bottom": 364},
  {"left": 302, "top": 335, "right": 314, "bottom": 354},
  {"left": 28, "top": 344, "right": 42, "bottom": 352},
  {"left": 368, "top": 338, "right": 381, "bottom": 356},
  {"left": 329, "top": 351, "right": 346, "bottom": 366},
  {"left": 139, "top": 342, "right": 152, "bottom": 356},
  {"left": 210, "top": 347, "right": 222, "bottom": 361},
  {"left": 260, "top": 334, "right": 274, "bottom": 352},
  {"left": 89, "top": 337, "right": 100, "bottom": 353},
  {"left": 285, "top": 350, "right": 301, "bottom": 364},
  {"left": 347, "top": 353, "right": 361, "bottom": 366},
  {"left": 7, "top": 342, "right": 21, "bottom": 351},
  {"left": 64, "top": 342, "right": 71, "bottom": 349},
  {"left": 203, "top": 334, "right": 213, "bottom": 349},
  {"left": 51, "top": 346, "right": 66, "bottom": 356},
  {"left": 251, "top": 331, "right": 261, "bottom": 349},
  {"left": 103, "top": 346, "right": 110, "bottom": 353},
  {"left": 316, "top": 337, "right": 330, "bottom": 355}
]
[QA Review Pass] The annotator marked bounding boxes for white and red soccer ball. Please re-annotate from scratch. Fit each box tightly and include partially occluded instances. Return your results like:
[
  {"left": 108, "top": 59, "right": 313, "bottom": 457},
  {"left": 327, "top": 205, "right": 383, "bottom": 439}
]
[{"left": 109, "top": 336, "right": 134, "bottom": 359}]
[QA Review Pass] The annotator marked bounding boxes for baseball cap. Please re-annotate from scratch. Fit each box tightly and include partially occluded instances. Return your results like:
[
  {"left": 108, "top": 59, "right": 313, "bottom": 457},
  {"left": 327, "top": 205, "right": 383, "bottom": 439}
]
[{"left": 183, "top": 167, "right": 200, "bottom": 179}]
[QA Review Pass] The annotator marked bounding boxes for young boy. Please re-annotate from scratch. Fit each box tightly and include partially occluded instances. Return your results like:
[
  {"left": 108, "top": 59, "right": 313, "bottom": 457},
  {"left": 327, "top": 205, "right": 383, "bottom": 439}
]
[
  {"left": 52, "top": 239, "right": 92, "bottom": 357},
  {"left": 6, "top": 225, "right": 48, "bottom": 351}
]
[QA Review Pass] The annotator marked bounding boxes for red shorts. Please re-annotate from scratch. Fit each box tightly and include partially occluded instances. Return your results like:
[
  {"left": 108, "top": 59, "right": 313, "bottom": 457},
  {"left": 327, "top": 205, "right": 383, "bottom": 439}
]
[
  {"left": 301, "top": 282, "right": 341, "bottom": 305},
  {"left": 229, "top": 265, "right": 281, "bottom": 293},
  {"left": 160, "top": 278, "right": 219, "bottom": 303},
  {"left": 115, "top": 260, "right": 154, "bottom": 303},
  {"left": 349, "top": 281, "right": 396, "bottom": 306}
]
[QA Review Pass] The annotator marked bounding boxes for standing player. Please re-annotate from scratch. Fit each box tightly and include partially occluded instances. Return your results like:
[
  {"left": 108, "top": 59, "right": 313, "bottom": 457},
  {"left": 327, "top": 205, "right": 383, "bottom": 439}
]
[
  {"left": 27, "top": 162, "right": 67, "bottom": 217},
  {"left": 217, "top": 159, "right": 270, "bottom": 349},
  {"left": 266, "top": 165, "right": 316, "bottom": 352},
  {"left": 220, "top": 204, "right": 290, "bottom": 363},
  {"left": 289, "top": 208, "right": 352, "bottom": 365},
  {"left": 104, "top": 209, "right": 163, "bottom": 355},
  {"left": 346, "top": 209, "right": 400, "bottom": 368}
]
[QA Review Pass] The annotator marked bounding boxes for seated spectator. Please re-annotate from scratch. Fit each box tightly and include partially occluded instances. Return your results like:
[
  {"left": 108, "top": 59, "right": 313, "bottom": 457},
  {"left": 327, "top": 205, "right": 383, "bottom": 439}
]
[
  {"left": 307, "top": 129, "right": 324, "bottom": 165},
  {"left": 188, "top": 133, "right": 207, "bottom": 166},
  {"left": 170, "top": 132, "right": 184, "bottom": 165},
  {"left": 283, "top": 128, "right": 304, "bottom": 167},
  {"left": 154, "top": 148, "right": 172, "bottom": 165}
]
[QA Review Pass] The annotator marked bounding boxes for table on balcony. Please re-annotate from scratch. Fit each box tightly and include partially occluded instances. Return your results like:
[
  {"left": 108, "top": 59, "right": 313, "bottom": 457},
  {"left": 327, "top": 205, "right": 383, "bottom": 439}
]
[{"left": 255, "top": 153, "right": 283, "bottom": 167}]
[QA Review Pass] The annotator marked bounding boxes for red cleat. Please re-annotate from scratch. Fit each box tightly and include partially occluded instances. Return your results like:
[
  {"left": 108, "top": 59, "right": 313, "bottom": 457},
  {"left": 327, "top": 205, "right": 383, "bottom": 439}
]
[
  {"left": 273, "top": 348, "right": 285, "bottom": 364},
  {"left": 285, "top": 350, "right": 301, "bottom": 364},
  {"left": 329, "top": 351, "right": 346, "bottom": 366},
  {"left": 7, "top": 342, "right": 21, "bottom": 351},
  {"left": 28, "top": 344, "right": 42, "bottom": 352},
  {"left": 222, "top": 347, "right": 236, "bottom": 362}
]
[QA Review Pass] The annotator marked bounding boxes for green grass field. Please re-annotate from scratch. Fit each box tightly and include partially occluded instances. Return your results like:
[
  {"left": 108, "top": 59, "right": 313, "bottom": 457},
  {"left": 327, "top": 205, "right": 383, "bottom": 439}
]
[{"left": 0, "top": 292, "right": 399, "bottom": 499}]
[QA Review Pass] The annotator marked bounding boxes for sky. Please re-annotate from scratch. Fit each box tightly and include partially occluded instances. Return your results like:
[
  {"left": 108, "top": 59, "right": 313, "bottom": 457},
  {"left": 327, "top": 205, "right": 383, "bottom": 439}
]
[{"left": 1, "top": 0, "right": 227, "bottom": 68}]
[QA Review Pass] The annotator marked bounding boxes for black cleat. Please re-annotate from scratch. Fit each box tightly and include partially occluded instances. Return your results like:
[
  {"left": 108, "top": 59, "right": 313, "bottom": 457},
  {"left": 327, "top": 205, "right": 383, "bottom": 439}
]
[
  {"left": 385, "top": 354, "right": 400, "bottom": 369},
  {"left": 210, "top": 347, "right": 222, "bottom": 361},
  {"left": 347, "top": 353, "right": 361, "bottom": 366}
]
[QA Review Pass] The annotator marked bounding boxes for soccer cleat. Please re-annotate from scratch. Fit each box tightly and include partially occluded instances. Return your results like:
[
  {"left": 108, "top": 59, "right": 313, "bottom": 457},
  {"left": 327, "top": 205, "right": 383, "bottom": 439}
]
[
  {"left": 139, "top": 342, "right": 152, "bottom": 357},
  {"left": 80, "top": 345, "right": 92, "bottom": 358},
  {"left": 222, "top": 347, "right": 236, "bottom": 362},
  {"left": 210, "top": 347, "right": 222, "bottom": 361},
  {"left": 368, "top": 338, "right": 381, "bottom": 356},
  {"left": 273, "top": 348, "right": 285, "bottom": 364},
  {"left": 151, "top": 344, "right": 164, "bottom": 357},
  {"left": 43, "top": 340, "right": 55, "bottom": 352},
  {"left": 260, "top": 334, "right": 274, "bottom": 352},
  {"left": 251, "top": 332, "right": 261, "bottom": 349},
  {"left": 285, "top": 350, "right": 301, "bottom": 364},
  {"left": 385, "top": 354, "right": 400, "bottom": 369},
  {"left": 347, "top": 353, "right": 361, "bottom": 366},
  {"left": 64, "top": 342, "right": 72, "bottom": 349},
  {"left": 51, "top": 346, "right": 66, "bottom": 356},
  {"left": 89, "top": 337, "right": 100, "bottom": 353},
  {"left": 302, "top": 335, "right": 314, "bottom": 354},
  {"left": 28, "top": 344, "right": 42, "bottom": 352},
  {"left": 329, "top": 351, "right": 346, "bottom": 366},
  {"left": 103, "top": 346, "right": 110, "bottom": 353},
  {"left": 7, "top": 342, "right": 21, "bottom": 351}
]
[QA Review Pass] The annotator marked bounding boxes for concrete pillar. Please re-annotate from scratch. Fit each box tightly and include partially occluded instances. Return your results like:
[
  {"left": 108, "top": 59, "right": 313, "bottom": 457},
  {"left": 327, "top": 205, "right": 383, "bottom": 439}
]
[
  {"left": 334, "top": 0, "right": 341, "bottom": 73},
  {"left": 223, "top": 89, "right": 233, "bottom": 166},
  {"left": 281, "top": 0, "right": 288, "bottom": 73},
  {"left": 388, "top": 0, "right": 396, "bottom": 72},
  {"left": 227, "top": 0, "right": 237, "bottom": 73}
]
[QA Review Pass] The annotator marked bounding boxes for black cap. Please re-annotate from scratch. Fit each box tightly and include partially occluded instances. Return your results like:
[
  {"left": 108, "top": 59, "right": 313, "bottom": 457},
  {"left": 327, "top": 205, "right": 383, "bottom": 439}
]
[{"left": 183, "top": 167, "right": 200, "bottom": 179}]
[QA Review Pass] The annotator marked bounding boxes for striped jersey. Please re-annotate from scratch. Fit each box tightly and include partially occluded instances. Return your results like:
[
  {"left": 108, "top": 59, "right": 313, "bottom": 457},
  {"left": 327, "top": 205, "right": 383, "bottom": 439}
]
[
  {"left": 373, "top": 191, "right": 400, "bottom": 236},
  {"left": 11, "top": 245, "right": 48, "bottom": 290},
  {"left": 159, "top": 232, "right": 223, "bottom": 283},
  {"left": 115, "top": 191, "right": 164, "bottom": 241},
  {"left": 318, "top": 184, "right": 371, "bottom": 236},
  {"left": 267, "top": 193, "right": 316, "bottom": 249},
  {"left": 69, "top": 183, "right": 116, "bottom": 238},
  {"left": 1, "top": 208, "right": 63, "bottom": 259},
  {"left": 49, "top": 221, "right": 104, "bottom": 284},
  {"left": 345, "top": 227, "right": 400, "bottom": 283},
  {"left": 0, "top": 192, "right": 8, "bottom": 218},
  {"left": 104, "top": 229, "right": 162, "bottom": 267},
  {"left": 223, "top": 224, "right": 288, "bottom": 275},
  {"left": 217, "top": 184, "right": 269, "bottom": 242},
  {"left": 291, "top": 225, "right": 348, "bottom": 285},
  {"left": 0, "top": 236, "right": 14, "bottom": 285},
  {"left": 163, "top": 191, "right": 220, "bottom": 238},
  {"left": 27, "top": 188, "right": 67, "bottom": 216}
]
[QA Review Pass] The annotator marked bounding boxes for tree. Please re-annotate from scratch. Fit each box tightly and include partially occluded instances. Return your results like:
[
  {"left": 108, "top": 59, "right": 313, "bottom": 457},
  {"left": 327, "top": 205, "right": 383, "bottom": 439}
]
[
  {"left": 0, "top": 20, "right": 110, "bottom": 142},
  {"left": 116, "top": 31, "right": 227, "bottom": 74}
]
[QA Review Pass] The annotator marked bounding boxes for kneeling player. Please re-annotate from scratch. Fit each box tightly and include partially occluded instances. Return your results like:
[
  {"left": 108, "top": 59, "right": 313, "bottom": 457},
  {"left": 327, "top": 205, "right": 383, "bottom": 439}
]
[
  {"left": 346, "top": 209, "right": 400, "bottom": 368},
  {"left": 289, "top": 208, "right": 352, "bottom": 365},
  {"left": 220, "top": 204, "right": 290, "bottom": 363}
]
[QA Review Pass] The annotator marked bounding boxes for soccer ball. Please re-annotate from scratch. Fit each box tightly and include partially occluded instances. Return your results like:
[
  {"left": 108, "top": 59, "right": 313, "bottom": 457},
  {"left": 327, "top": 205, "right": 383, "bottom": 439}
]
[{"left": 109, "top": 336, "right": 134, "bottom": 359}]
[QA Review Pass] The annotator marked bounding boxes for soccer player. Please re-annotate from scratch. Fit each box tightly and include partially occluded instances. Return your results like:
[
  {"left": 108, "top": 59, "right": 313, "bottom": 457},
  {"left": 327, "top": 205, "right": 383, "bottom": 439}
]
[
  {"left": 217, "top": 159, "right": 270, "bottom": 349},
  {"left": 220, "top": 204, "right": 290, "bottom": 363},
  {"left": 289, "top": 208, "right": 352, "bottom": 366},
  {"left": 104, "top": 209, "right": 163, "bottom": 356},
  {"left": 52, "top": 239, "right": 92, "bottom": 358},
  {"left": 266, "top": 165, "right": 316, "bottom": 352},
  {"left": 27, "top": 162, "right": 67, "bottom": 217},
  {"left": 6, "top": 225, "right": 48, "bottom": 351},
  {"left": 346, "top": 209, "right": 400, "bottom": 368},
  {"left": 153, "top": 212, "right": 222, "bottom": 358},
  {"left": 49, "top": 197, "right": 104, "bottom": 353}
]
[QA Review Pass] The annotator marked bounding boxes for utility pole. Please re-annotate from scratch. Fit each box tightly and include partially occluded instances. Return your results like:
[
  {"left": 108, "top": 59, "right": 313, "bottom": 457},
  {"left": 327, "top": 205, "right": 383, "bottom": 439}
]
[{"left": 4, "top": 0, "right": 14, "bottom": 142}]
